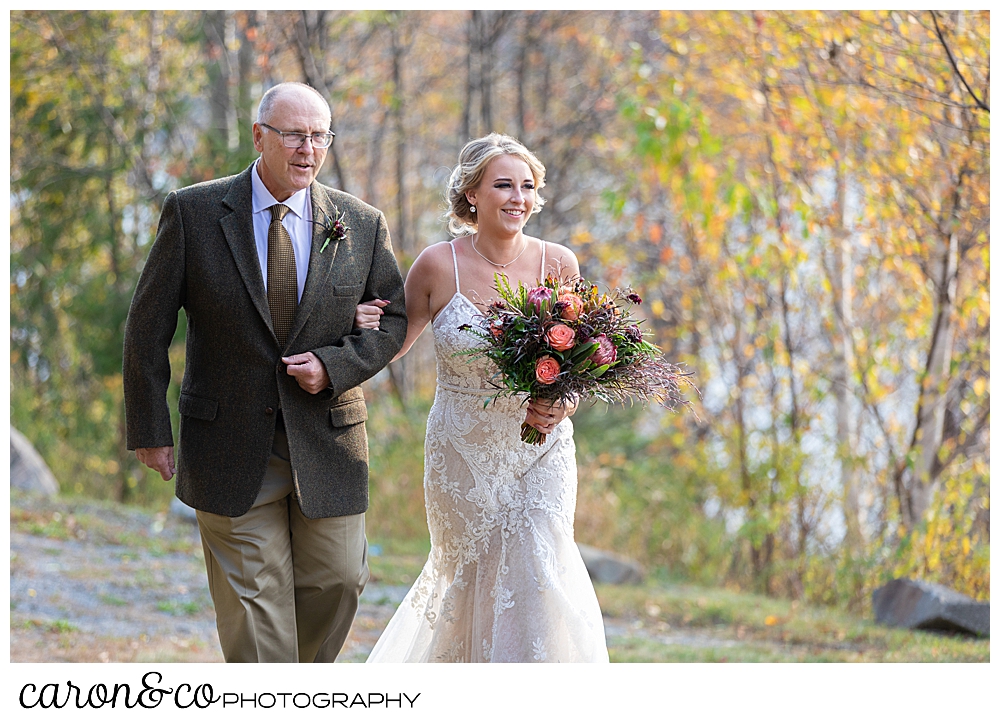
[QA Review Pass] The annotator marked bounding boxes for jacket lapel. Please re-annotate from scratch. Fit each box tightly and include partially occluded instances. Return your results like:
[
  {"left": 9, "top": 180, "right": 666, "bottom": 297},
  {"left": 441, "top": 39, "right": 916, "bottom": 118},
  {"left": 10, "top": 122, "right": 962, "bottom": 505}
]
[
  {"left": 220, "top": 165, "right": 277, "bottom": 344},
  {"left": 285, "top": 182, "right": 345, "bottom": 349}
]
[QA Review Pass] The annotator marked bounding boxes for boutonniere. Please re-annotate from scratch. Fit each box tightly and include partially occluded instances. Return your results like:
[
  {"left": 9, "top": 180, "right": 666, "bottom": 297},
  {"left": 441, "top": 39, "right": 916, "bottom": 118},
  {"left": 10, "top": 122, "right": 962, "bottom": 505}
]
[{"left": 312, "top": 206, "right": 350, "bottom": 253}]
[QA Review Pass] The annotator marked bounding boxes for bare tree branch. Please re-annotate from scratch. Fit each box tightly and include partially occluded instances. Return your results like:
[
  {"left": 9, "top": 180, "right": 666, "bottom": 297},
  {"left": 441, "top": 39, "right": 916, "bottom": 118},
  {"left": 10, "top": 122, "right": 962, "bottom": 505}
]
[{"left": 931, "top": 10, "right": 989, "bottom": 113}]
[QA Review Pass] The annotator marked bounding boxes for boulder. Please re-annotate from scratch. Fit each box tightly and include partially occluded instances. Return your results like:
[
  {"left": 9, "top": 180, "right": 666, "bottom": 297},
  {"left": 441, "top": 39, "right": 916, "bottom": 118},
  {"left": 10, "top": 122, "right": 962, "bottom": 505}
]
[
  {"left": 872, "top": 577, "right": 989, "bottom": 637},
  {"left": 577, "top": 543, "right": 644, "bottom": 585},
  {"left": 10, "top": 427, "right": 60, "bottom": 497}
]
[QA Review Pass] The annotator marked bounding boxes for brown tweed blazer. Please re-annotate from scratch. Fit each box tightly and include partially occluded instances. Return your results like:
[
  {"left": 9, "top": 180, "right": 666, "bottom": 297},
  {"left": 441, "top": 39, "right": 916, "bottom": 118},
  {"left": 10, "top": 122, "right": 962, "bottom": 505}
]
[{"left": 123, "top": 164, "right": 406, "bottom": 518}]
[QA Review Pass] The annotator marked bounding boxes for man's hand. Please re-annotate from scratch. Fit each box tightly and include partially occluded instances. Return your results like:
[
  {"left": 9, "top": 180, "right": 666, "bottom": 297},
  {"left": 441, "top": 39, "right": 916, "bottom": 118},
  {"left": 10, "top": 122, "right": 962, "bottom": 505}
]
[
  {"left": 524, "top": 397, "right": 578, "bottom": 436},
  {"left": 283, "top": 351, "right": 331, "bottom": 394},
  {"left": 354, "top": 299, "right": 389, "bottom": 330},
  {"left": 136, "top": 446, "right": 176, "bottom": 481}
]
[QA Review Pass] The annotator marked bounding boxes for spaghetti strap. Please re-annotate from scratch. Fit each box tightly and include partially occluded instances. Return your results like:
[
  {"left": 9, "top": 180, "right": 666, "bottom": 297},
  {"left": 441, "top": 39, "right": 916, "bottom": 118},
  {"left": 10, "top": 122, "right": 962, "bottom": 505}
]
[
  {"left": 449, "top": 240, "right": 460, "bottom": 295},
  {"left": 539, "top": 240, "right": 547, "bottom": 281}
]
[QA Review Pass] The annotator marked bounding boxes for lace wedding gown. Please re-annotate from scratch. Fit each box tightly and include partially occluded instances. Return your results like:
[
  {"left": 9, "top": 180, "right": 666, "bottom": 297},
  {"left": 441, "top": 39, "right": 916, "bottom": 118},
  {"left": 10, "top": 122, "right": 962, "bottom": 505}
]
[{"left": 367, "top": 241, "right": 609, "bottom": 663}]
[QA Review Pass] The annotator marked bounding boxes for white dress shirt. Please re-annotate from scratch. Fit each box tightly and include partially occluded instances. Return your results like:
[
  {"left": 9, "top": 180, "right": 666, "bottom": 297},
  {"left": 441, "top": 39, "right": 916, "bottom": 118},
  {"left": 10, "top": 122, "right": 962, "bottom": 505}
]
[{"left": 251, "top": 158, "right": 313, "bottom": 302}]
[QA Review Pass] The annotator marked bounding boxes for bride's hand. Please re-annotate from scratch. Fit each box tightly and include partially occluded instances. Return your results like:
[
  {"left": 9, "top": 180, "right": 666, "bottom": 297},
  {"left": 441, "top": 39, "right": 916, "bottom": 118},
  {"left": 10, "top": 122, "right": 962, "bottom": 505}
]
[
  {"left": 354, "top": 299, "right": 389, "bottom": 329},
  {"left": 525, "top": 397, "right": 578, "bottom": 435}
]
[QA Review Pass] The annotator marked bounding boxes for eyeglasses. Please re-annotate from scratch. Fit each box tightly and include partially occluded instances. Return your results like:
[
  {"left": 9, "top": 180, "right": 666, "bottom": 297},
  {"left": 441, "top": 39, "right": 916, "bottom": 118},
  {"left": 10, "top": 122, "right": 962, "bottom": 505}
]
[{"left": 260, "top": 123, "right": 335, "bottom": 149}]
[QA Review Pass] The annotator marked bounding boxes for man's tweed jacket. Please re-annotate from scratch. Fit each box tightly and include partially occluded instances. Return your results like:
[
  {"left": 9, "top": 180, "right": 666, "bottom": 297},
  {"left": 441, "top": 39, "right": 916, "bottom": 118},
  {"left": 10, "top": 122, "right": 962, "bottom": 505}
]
[{"left": 123, "top": 164, "right": 406, "bottom": 518}]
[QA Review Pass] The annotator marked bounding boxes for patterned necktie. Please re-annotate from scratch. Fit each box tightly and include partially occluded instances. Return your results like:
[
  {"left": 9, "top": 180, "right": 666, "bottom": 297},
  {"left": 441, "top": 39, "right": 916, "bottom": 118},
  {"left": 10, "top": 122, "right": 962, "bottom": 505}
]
[{"left": 266, "top": 204, "right": 297, "bottom": 347}]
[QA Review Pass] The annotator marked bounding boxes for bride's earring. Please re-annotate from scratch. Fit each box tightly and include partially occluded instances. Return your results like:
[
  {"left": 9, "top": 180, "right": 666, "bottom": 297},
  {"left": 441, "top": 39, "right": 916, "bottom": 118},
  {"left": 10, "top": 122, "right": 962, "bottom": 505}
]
[{"left": 470, "top": 205, "right": 477, "bottom": 214}]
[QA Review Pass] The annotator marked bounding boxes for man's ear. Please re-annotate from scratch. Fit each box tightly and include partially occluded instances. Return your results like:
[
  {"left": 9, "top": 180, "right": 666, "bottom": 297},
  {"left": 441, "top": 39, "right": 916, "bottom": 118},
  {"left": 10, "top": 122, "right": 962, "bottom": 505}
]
[{"left": 252, "top": 123, "right": 264, "bottom": 152}]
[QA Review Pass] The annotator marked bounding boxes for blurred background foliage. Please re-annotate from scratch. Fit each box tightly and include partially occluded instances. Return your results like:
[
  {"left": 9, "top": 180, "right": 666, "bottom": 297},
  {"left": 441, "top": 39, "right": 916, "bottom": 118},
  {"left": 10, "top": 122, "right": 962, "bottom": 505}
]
[{"left": 10, "top": 10, "right": 989, "bottom": 611}]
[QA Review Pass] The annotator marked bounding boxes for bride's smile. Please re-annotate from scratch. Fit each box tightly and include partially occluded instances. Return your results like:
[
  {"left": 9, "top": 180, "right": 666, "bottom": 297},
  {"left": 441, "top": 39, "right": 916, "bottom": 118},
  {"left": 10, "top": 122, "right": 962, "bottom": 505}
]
[{"left": 466, "top": 154, "right": 536, "bottom": 242}]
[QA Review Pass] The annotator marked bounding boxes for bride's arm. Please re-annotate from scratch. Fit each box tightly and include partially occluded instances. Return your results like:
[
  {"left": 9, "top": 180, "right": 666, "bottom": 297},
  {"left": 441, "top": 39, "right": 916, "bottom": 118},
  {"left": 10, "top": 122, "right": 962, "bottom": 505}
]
[
  {"left": 353, "top": 244, "right": 444, "bottom": 362},
  {"left": 542, "top": 239, "right": 581, "bottom": 280}
]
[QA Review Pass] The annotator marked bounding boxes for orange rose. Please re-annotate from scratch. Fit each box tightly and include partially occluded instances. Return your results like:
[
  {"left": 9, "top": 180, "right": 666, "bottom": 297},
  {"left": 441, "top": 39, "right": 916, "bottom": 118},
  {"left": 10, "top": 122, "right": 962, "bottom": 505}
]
[
  {"left": 535, "top": 355, "right": 561, "bottom": 385},
  {"left": 557, "top": 292, "right": 584, "bottom": 321},
  {"left": 545, "top": 323, "right": 576, "bottom": 351}
]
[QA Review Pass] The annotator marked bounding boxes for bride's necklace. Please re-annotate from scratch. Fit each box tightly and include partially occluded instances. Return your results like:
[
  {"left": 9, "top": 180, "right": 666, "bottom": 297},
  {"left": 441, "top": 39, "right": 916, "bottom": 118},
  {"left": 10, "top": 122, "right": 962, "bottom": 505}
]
[{"left": 471, "top": 232, "right": 528, "bottom": 269}]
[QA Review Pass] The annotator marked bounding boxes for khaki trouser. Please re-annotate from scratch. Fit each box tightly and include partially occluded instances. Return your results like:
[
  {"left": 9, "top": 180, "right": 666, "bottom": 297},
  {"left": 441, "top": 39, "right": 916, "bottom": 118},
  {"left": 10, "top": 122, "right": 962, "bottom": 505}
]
[{"left": 196, "top": 427, "right": 369, "bottom": 663}]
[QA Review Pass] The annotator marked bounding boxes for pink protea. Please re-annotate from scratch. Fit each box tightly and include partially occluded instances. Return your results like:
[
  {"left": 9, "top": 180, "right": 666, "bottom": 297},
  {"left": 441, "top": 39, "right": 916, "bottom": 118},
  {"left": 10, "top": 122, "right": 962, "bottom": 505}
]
[
  {"left": 526, "top": 286, "right": 552, "bottom": 314},
  {"left": 589, "top": 334, "right": 618, "bottom": 366}
]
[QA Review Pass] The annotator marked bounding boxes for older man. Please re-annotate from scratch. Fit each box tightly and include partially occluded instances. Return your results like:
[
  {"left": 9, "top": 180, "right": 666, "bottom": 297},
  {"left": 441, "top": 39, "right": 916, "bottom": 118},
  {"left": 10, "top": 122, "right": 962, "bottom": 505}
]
[{"left": 123, "top": 82, "right": 406, "bottom": 662}]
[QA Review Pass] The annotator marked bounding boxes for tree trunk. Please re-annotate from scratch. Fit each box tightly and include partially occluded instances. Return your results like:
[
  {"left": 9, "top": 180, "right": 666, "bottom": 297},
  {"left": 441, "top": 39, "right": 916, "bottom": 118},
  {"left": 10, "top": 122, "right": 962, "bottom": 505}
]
[
  {"left": 223, "top": 11, "right": 240, "bottom": 151},
  {"left": 830, "top": 158, "right": 863, "bottom": 552},
  {"left": 479, "top": 11, "right": 492, "bottom": 132},
  {"left": 462, "top": 12, "right": 476, "bottom": 141},
  {"left": 391, "top": 16, "right": 408, "bottom": 257},
  {"left": 205, "top": 12, "right": 231, "bottom": 148},
  {"left": 290, "top": 11, "right": 349, "bottom": 191},
  {"left": 365, "top": 109, "right": 389, "bottom": 206},
  {"left": 903, "top": 226, "right": 959, "bottom": 526},
  {"left": 516, "top": 13, "right": 530, "bottom": 139},
  {"left": 237, "top": 11, "right": 258, "bottom": 156}
]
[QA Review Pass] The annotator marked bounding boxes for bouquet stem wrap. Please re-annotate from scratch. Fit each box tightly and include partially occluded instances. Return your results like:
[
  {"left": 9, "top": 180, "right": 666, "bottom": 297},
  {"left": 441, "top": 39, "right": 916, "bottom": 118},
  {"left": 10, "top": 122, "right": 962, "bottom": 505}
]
[{"left": 521, "top": 421, "right": 545, "bottom": 446}]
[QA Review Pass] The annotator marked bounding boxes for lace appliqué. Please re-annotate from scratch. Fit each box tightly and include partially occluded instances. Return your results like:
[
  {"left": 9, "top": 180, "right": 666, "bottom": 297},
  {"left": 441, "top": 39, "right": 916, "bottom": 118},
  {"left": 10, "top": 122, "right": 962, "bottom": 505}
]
[{"left": 366, "top": 292, "right": 609, "bottom": 663}]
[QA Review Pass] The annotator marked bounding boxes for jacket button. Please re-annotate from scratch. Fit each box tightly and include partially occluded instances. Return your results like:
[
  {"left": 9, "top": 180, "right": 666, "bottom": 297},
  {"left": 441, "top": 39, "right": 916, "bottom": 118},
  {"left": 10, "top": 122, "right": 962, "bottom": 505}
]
[{"left": 265, "top": 407, "right": 274, "bottom": 415}]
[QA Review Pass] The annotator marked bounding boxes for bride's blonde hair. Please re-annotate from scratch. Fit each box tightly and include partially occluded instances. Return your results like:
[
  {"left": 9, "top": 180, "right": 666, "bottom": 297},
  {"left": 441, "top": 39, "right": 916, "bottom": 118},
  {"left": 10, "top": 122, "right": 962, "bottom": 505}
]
[{"left": 445, "top": 133, "right": 546, "bottom": 237}]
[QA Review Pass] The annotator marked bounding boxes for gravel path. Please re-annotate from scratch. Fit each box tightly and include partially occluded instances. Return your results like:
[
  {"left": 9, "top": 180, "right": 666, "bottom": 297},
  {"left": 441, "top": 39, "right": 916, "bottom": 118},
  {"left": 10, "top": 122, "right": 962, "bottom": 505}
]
[{"left": 9, "top": 492, "right": 408, "bottom": 663}]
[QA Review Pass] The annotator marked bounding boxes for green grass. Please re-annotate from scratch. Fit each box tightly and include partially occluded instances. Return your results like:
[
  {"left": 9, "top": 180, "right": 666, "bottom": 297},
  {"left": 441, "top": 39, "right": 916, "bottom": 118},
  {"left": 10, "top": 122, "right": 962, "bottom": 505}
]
[
  {"left": 368, "top": 537, "right": 430, "bottom": 586},
  {"left": 156, "top": 599, "right": 204, "bottom": 616},
  {"left": 10, "top": 489, "right": 200, "bottom": 556},
  {"left": 596, "top": 579, "right": 990, "bottom": 663},
  {"left": 15, "top": 618, "right": 80, "bottom": 634}
]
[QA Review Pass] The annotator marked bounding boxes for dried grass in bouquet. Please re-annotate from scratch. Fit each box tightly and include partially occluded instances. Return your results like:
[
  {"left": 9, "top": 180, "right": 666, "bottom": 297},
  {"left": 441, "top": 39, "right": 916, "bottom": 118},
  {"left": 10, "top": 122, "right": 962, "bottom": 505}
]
[{"left": 459, "top": 273, "right": 698, "bottom": 444}]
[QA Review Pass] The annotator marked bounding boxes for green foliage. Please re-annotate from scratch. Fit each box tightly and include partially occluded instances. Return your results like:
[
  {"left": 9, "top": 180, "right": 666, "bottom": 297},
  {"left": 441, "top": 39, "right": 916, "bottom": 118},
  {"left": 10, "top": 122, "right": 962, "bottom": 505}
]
[
  {"left": 364, "top": 393, "right": 432, "bottom": 544},
  {"left": 10, "top": 11, "right": 203, "bottom": 504}
]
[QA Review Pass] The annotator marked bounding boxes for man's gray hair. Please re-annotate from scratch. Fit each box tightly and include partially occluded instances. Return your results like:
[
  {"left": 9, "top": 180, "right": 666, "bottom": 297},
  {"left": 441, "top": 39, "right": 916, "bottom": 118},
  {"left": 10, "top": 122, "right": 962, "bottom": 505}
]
[{"left": 256, "top": 82, "right": 331, "bottom": 124}]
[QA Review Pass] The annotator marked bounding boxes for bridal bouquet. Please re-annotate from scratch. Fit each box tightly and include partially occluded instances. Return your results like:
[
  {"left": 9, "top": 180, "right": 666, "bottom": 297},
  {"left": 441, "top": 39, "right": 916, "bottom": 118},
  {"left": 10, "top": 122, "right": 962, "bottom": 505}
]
[{"left": 460, "top": 273, "right": 696, "bottom": 444}]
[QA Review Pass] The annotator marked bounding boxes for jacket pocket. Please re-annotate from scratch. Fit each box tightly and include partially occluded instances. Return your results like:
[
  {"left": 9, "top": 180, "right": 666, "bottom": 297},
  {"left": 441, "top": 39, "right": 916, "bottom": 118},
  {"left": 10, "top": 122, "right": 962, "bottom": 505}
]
[
  {"left": 179, "top": 392, "right": 218, "bottom": 421},
  {"left": 330, "top": 399, "right": 368, "bottom": 427},
  {"left": 331, "top": 283, "right": 363, "bottom": 297}
]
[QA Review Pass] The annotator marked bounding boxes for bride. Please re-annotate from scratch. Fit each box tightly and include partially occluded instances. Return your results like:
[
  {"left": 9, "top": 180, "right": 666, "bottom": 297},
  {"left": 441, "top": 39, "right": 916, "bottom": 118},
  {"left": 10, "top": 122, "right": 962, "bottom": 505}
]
[{"left": 356, "top": 133, "right": 608, "bottom": 663}]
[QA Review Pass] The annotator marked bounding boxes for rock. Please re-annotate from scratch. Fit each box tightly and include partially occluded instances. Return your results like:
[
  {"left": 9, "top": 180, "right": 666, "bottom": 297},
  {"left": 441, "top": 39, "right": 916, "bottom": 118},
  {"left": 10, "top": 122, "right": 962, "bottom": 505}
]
[
  {"left": 170, "top": 497, "right": 200, "bottom": 524},
  {"left": 872, "top": 578, "right": 989, "bottom": 637},
  {"left": 10, "top": 427, "right": 60, "bottom": 497},
  {"left": 577, "top": 543, "right": 644, "bottom": 585}
]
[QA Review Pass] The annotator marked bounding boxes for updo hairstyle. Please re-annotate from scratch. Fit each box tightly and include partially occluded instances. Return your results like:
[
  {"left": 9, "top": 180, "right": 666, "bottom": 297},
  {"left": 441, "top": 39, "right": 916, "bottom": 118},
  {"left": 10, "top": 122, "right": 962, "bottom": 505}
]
[{"left": 445, "top": 133, "right": 546, "bottom": 236}]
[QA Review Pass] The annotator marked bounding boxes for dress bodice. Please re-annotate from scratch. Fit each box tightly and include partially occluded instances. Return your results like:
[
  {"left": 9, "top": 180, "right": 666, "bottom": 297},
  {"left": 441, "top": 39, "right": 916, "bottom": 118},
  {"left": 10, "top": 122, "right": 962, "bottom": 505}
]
[
  {"left": 430, "top": 238, "right": 547, "bottom": 394},
  {"left": 431, "top": 293, "right": 500, "bottom": 393}
]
